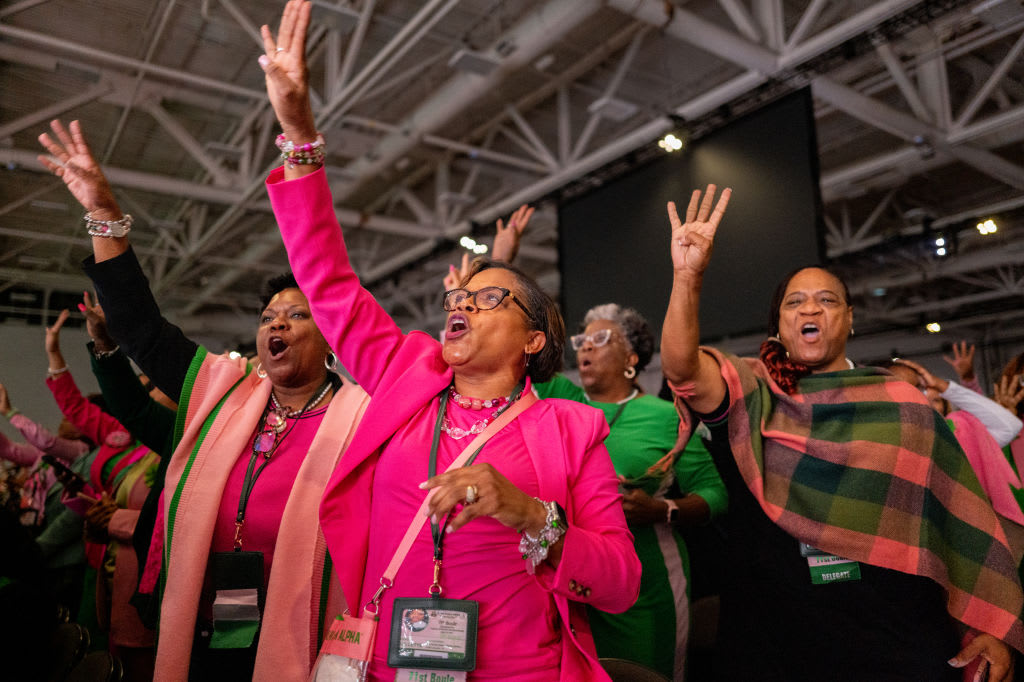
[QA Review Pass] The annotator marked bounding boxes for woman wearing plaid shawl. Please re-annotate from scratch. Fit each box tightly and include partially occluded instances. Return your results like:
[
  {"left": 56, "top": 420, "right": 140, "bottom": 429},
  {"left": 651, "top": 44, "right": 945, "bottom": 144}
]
[{"left": 659, "top": 185, "right": 1022, "bottom": 681}]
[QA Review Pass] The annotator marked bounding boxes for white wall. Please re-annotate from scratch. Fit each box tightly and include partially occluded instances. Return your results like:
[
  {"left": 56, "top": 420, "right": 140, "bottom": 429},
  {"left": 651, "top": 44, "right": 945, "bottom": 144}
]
[{"left": 1, "top": 320, "right": 100, "bottom": 443}]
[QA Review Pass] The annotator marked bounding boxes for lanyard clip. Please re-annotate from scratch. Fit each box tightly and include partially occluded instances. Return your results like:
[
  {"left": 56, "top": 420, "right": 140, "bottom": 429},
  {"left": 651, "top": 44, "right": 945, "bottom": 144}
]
[
  {"left": 428, "top": 559, "right": 443, "bottom": 596},
  {"left": 233, "top": 521, "right": 244, "bottom": 550}
]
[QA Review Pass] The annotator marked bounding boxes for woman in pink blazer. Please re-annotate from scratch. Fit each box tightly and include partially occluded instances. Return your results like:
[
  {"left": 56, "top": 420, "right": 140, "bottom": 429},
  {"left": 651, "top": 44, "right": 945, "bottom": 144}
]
[{"left": 261, "top": 3, "right": 640, "bottom": 680}]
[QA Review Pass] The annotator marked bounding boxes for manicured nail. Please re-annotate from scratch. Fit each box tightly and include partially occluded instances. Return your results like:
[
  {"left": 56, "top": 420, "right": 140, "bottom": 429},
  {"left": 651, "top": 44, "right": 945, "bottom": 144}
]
[
  {"left": 947, "top": 658, "right": 964, "bottom": 668},
  {"left": 430, "top": 514, "right": 437, "bottom": 525},
  {"left": 258, "top": 55, "right": 270, "bottom": 68},
  {"left": 445, "top": 525, "right": 454, "bottom": 534},
  {"left": 77, "top": 304, "right": 86, "bottom": 312},
  {"left": 418, "top": 481, "right": 428, "bottom": 489}
]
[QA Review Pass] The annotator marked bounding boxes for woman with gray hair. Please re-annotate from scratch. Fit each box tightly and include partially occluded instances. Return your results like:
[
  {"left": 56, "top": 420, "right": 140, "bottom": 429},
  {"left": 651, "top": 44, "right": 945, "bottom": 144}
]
[{"left": 536, "top": 302, "right": 726, "bottom": 681}]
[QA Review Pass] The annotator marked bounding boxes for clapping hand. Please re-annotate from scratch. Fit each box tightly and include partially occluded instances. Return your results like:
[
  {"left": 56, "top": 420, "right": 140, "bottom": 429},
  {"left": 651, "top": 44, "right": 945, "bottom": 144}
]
[
  {"left": 78, "top": 292, "right": 117, "bottom": 353},
  {"left": 667, "top": 185, "right": 732, "bottom": 278}
]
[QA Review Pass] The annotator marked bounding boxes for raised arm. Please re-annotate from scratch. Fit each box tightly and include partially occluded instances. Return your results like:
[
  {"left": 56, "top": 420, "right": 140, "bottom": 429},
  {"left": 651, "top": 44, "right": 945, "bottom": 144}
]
[
  {"left": 661, "top": 185, "right": 732, "bottom": 414},
  {"left": 37, "top": 121, "right": 197, "bottom": 401},
  {"left": 261, "top": 1, "right": 434, "bottom": 393}
]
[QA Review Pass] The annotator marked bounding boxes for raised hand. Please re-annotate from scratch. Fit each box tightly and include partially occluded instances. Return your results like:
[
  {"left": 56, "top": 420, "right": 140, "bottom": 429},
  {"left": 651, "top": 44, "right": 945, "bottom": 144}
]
[
  {"left": 443, "top": 252, "right": 470, "bottom": 292},
  {"left": 667, "top": 184, "right": 732, "bottom": 278},
  {"left": 37, "top": 120, "right": 121, "bottom": 220},
  {"left": 45, "top": 310, "right": 70, "bottom": 355},
  {"left": 0, "top": 383, "right": 12, "bottom": 416},
  {"left": 259, "top": 0, "right": 315, "bottom": 140},
  {"left": 993, "top": 375, "right": 1024, "bottom": 414},
  {"left": 78, "top": 292, "right": 116, "bottom": 353},
  {"left": 943, "top": 341, "right": 976, "bottom": 381},
  {"left": 893, "top": 358, "right": 949, "bottom": 394},
  {"left": 492, "top": 204, "right": 535, "bottom": 263}
]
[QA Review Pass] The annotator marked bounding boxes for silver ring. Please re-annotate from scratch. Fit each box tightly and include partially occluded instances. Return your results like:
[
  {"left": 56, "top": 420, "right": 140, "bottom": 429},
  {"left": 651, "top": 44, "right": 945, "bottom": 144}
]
[
  {"left": 275, "top": 47, "right": 286, "bottom": 53},
  {"left": 465, "top": 485, "right": 478, "bottom": 505}
]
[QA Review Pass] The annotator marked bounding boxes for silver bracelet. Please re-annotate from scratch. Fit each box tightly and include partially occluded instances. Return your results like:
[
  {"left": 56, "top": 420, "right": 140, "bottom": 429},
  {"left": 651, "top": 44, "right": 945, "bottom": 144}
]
[
  {"left": 84, "top": 212, "right": 133, "bottom": 238},
  {"left": 47, "top": 366, "right": 70, "bottom": 377},
  {"left": 518, "top": 499, "right": 566, "bottom": 568},
  {"left": 92, "top": 344, "right": 120, "bottom": 359}
]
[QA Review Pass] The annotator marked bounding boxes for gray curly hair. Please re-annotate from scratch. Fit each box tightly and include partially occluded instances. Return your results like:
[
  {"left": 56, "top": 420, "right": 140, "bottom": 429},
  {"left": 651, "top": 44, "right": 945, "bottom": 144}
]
[{"left": 582, "top": 303, "right": 654, "bottom": 372}]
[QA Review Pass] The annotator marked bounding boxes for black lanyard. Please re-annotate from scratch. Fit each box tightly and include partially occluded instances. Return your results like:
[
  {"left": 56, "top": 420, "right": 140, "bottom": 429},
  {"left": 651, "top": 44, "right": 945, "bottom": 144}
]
[
  {"left": 427, "top": 381, "right": 524, "bottom": 563},
  {"left": 233, "top": 380, "right": 330, "bottom": 550}
]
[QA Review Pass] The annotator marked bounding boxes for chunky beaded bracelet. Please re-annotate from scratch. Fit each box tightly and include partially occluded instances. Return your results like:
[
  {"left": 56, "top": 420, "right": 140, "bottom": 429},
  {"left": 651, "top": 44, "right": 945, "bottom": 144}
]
[
  {"left": 84, "top": 212, "right": 133, "bottom": 238},
  {"left": 519, "top": 499, "right": 567, "bottom": 569},
  {"left": 275, "top": 132, "right": 326, "bottom": 169}
]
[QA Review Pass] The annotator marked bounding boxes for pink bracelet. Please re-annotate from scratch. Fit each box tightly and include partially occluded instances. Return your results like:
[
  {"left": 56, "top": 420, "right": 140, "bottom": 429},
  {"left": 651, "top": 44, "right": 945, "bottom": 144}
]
[{"left": 274, "top": 132, "right": 326, "bottom": 169}]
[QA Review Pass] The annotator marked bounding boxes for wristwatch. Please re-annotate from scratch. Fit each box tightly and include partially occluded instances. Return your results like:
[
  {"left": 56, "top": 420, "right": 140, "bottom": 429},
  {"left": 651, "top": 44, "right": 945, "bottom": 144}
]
[{"left": 664, "top": 499, "right": 679, "bottom": 525}]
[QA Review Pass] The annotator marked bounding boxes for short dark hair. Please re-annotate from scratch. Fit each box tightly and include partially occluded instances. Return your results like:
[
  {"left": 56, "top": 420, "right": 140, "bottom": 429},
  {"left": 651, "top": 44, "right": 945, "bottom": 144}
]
[
  {"left": 460, "top": 258, "right": 565, "bottom": 383},
  {"left": 761, "top": 265, "right": 852, "bottom": 394},
  {"left": 767, "top": 265, "right": 851, "bottom": 337},
  {"left": 260, "top": 272, "right": 301, "bottom": 308}
]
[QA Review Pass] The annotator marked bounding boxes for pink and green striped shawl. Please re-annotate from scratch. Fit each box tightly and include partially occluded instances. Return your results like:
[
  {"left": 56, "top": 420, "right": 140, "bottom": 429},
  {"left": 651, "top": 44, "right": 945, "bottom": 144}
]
[{"left": 680, "top": 347, "right": 1024, "bottom": 652}]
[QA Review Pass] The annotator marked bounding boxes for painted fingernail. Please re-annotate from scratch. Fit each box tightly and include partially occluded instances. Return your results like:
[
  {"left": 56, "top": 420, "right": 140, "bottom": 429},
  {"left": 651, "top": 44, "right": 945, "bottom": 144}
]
[
  {"left": 418, "top": 481, "right": 428, "bottom": 489},
  {"left": 430, "top": 514, "right": 438, "bottom": 525},
  {"left": 77, "top": 304, "right": 86, "bottom": 312},
  {"left": 258, "top": 55, "right": 270, "bottom": 68},
  {"left": 947, "top": 658, "right": 964, "bottom": 668},
  {"left": 445, "top": 525, "right": 454, "bottom": 534}
]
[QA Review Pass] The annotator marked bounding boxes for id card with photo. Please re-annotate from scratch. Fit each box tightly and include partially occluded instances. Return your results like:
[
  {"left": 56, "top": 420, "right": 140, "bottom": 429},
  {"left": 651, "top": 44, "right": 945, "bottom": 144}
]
[{"left": 387, "top": 598, "right": 477, "bottom": 671}]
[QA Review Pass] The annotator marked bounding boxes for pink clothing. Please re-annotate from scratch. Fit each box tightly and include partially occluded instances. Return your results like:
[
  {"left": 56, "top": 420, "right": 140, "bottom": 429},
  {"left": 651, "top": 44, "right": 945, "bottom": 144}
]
[
  {"left": 46, "top": 369, "right": 156, "bottom": 648},
  {"left": 203, "top": 405, "right": 329, "bottom": 613},
  {"left": 158, "top": 349, "right": 368, "bottom": 682},
  {"left": 9, "top": 412, "right": 89, "bottom": 463},
  {"left": 364, "top": 398, "right": 560, "bottom": 680},
  {"left": 2, "top": 412, "right": 89, "bottom": 526},
  {"left": 267, "top": 166, "right": 641, "bottom": 682},
  {"left": 949, "top": 411, "right": 1024, "bottom": 525}
]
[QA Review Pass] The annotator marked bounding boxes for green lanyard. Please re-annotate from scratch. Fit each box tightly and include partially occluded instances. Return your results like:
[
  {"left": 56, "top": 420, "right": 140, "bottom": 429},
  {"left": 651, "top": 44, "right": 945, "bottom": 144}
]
[{"left": 427, "top": 381, "right": 524, "bottom": 565}]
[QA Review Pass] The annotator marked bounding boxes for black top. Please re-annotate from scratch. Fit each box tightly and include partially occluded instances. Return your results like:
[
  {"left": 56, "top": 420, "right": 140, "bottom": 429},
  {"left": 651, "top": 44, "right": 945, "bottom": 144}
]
[
  {"left": 83, "top": 247, "right": 198, "bottom": 403},
  {"left": 699, "top": 407, "right": 960, "bottom": 681}
]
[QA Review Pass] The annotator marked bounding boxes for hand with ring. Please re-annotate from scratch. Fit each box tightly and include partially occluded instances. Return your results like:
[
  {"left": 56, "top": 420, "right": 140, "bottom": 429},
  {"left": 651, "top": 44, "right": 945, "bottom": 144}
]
[{"left": 419, "top": 463, "right": 546, "bottom": 537}]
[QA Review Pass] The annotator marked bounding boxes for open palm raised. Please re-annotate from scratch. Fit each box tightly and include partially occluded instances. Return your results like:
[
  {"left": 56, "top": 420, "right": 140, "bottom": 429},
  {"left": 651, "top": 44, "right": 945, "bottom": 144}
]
[{"left": 667, "top": 184, "right": 732, "bottom": 277}]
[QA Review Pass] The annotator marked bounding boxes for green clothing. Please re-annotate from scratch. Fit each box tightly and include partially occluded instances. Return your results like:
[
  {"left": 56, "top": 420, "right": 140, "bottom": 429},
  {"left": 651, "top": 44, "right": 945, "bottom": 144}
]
[{"left": 536, "top": 374, "right": 726, "bottom": 680}]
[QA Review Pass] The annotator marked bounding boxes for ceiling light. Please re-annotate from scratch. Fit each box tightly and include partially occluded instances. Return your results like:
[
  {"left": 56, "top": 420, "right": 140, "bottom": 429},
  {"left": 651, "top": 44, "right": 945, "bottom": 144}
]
[
  {"left": 936, "top": 247, "right": 947, "bottom": 256},
  {"left": 934, "top": 237, "right": 945, "bottom": 247},
  {"left": 976, "top": 218, "right": 997, "bottom": 235},
  {"left": 926, "top": 322, "right": 941, "bottom": 333},
  {"left": 872, "top": 287, "right": 886, "bottom": 297},
  {"left": 658, "top": 133, "right": 684, "bottom": 152}
]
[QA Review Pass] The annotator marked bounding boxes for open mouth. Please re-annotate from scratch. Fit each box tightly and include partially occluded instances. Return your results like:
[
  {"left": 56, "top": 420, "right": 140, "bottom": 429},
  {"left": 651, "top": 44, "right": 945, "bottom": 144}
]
[
  {"left": 800, "top": 323, "right": 821, "bottom": 341},
  {"left": 579, "top": 357, "right": 593, "bottom": 369},
  {"left": 446, "top": 314, "right": 469, "bottom": 338},
  {"left": 268, "top": 337, "right": 288, "bottom": 358}
]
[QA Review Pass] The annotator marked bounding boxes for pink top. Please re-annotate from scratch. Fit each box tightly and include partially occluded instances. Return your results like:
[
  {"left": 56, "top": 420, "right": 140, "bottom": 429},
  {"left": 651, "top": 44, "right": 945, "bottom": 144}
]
[
  {"left": 364, "top": 397, "right": 560, "bottom": 680},
  {"left": 267, "top": 166, "right": 641, "bottom": 681},
  {"left": 207, "top": 405, "right": 329, "bottom": 599}
]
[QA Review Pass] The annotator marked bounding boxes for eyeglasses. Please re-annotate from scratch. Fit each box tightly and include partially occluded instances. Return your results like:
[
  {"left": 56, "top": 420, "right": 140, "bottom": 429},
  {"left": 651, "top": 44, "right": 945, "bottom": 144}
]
[
  {"left": 443, "top": 286, "right": 533, "bottom": 320},
  {"left": 570, "top": 328, "right": 615, "bottom": 351}
]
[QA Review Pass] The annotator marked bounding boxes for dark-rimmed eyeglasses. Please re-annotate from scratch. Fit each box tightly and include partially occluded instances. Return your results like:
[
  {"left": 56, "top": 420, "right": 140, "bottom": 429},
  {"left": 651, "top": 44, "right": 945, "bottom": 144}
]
[
  {"left": 570, "top": 328, "right": 614, "bottom": 351},
  {"left": 443, "top": 286, "right": 533, "bottom": 320}
]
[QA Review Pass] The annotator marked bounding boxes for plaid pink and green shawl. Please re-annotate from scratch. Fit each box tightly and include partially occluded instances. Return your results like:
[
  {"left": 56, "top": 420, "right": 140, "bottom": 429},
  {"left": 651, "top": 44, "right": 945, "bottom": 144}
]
[{"left": 683, "top": 347, "right": 1024, "bottom": 652}]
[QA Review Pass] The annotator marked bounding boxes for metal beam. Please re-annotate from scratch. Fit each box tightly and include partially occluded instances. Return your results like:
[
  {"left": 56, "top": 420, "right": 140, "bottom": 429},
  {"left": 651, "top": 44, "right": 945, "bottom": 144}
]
[
  {"left": 0, "top": 83, "right": 113, "bottom": 140},
  {"left": 0, "top": 24, "right": 264, "bottom": 100},
  {"left": 143, "top": 101, "right": 236, "bottom": 186}
]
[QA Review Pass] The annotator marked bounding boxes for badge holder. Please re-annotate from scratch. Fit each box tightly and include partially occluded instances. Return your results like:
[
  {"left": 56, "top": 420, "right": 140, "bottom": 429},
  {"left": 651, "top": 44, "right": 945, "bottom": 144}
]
[
  {"left": 308, "top": 388, "right": 536, "bottom": 682},
  {"left": 210, "top": 549, "right": 265, "bottom": 649},
  {"left": 799, "top": 542, "right": 862, "bottom": 585}
]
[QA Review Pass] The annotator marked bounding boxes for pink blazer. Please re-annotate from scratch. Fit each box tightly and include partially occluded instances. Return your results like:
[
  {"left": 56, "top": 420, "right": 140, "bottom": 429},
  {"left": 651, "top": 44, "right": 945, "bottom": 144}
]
[{"left": 267, "top": 167, "right": 641, "bottom": 681}]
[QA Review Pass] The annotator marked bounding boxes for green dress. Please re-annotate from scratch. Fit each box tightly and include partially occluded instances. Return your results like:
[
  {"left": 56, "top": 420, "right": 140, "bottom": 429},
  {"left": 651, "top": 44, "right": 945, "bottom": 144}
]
[{"left": 536, "top": 375, "right": 727, "bottom": 680}]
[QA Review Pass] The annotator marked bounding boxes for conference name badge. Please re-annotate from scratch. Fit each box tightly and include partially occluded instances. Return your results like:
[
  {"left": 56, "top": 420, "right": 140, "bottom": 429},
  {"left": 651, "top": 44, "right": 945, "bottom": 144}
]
[{"left": 388, "top": 597, "right": 477, "bottom": 677}]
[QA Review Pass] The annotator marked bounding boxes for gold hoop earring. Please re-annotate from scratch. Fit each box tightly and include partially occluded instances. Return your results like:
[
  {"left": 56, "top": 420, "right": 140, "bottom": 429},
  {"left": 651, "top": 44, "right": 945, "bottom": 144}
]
[{"left": 256, "top": 362, "right": 268, "bottom": 379}]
